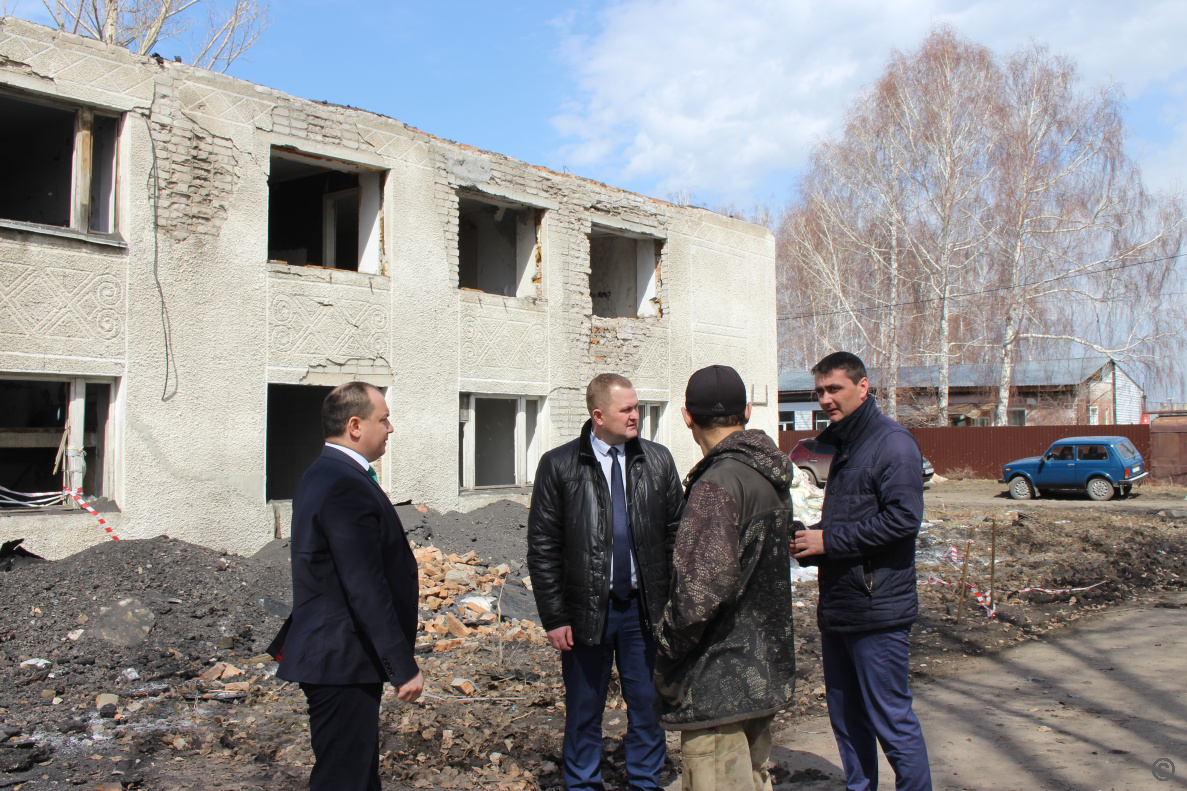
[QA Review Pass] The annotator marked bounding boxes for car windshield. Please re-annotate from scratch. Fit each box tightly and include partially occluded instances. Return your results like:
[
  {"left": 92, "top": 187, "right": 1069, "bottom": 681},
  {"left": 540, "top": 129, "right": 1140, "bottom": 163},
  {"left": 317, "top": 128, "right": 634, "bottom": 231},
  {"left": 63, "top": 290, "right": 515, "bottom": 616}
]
[
  {"left": 1048, "top": 445, "right": 1075, "bottom": 461},
  {"left": 1117, "top": 439, "right": 1139, "bottom": 458}
]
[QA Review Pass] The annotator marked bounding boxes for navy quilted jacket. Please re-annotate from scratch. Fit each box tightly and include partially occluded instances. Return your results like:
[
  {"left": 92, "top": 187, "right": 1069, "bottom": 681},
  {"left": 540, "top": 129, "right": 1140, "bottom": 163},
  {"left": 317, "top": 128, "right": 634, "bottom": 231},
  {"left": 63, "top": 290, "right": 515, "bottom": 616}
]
[{"left": 806, "top": 397, "right": 924, "bottom": 633}]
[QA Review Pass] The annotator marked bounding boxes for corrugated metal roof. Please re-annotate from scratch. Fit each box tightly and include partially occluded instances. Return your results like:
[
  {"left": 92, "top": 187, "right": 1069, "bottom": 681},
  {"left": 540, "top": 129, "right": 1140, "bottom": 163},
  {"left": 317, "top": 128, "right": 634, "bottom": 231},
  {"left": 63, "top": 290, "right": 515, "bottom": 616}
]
[
  {"left": 779, "top": 356, "right": 1119, "bottom": 392},
  {"left": 778, "top": 371, "right": 817, "bottom": 392}
]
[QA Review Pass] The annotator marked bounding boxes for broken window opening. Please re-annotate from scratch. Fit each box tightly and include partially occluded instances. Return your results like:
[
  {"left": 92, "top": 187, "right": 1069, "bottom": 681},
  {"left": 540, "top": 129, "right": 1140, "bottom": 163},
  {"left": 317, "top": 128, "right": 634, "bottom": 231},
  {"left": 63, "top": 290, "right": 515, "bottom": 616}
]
[
  {"left": 457, "top": 193, "right": 539, "bottom": 297},
  {"left": 588, "top": 227, "right": 661, "bottom": 319},
  {"left": 0, "top": 93, "right": 120, "bottom": 234},
  {"left": 639, "top": 402, "right": 666, "bottom": 445},
  {"left": 88, "top": 114, "right": 119, "bottom": 233},
  {"left": 458, "top": 394, "right": 541, "bottom": 489},
  {"left": 0, "top": 378, "right": 115, "bottom": 506},
  {"left": 268, "top": 149, "right": 383, "bottom": 274},
  {"left": 265, "top": 383, "right": 337, "bottom": 501}
]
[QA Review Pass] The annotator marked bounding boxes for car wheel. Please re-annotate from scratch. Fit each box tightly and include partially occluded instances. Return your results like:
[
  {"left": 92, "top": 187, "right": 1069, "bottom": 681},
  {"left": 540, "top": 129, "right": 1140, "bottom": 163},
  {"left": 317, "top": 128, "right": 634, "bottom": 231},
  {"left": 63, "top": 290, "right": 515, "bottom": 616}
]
[
  {"left": 1086, "top": 477, "right": 1115, "bottom": 502},
  {"left": 1008, "top": 476, "right": 1033, "bottom": 501},
  {"left": 799, "top": 467, "right": 819, "bottom": 488}
]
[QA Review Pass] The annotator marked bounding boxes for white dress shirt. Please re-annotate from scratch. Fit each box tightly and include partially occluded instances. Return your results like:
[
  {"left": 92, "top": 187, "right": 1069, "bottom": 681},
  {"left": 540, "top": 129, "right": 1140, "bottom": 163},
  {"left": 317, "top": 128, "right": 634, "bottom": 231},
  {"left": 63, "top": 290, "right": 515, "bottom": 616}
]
[
  {"left": 325, "top": 442, "right": 371, "bottom": 472},
  {"left": 589, "top": 429, "right": 637, "bottom": 588}
]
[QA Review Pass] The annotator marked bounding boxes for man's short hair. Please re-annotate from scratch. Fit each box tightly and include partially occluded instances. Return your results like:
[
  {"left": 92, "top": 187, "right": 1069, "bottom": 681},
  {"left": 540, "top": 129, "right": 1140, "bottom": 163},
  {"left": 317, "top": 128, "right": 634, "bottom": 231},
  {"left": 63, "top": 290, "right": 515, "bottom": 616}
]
[
  {"left": 322, "top": 382, "right": 380, "bottom": 439},
  {"left": 689, "top": 412, "right": 748, "bottom": 430},
  {"left": 811, "top": 352, "right": 868, "bottom": 385},
  {"left": 586, "top": 373, "right": 634, "bottom": 415}
]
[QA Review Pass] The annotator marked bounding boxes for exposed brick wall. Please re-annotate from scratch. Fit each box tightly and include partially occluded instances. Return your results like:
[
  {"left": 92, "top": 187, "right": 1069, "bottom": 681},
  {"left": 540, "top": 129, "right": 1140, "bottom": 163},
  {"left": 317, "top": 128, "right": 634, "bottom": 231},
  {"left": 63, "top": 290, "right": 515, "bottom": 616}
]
[{"left": 147, "top": 81, "right": 239, "bottom": 241}]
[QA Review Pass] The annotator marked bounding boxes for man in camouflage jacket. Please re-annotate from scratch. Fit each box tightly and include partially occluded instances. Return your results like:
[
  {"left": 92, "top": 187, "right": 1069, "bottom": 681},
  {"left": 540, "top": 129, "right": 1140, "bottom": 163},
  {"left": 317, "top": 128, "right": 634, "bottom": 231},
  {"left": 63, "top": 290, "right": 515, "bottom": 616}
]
[{"left": 655, "top": 365, "right": 796, "bottom": 791}]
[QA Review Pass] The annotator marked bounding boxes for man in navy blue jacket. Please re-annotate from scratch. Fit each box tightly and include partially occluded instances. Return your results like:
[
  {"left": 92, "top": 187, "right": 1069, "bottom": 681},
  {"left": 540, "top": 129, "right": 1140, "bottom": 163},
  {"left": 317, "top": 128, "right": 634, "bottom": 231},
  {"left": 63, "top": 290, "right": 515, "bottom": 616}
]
[
  {"left": 793, "top": 352, "right": 931, "bottom": 791},
  {"left": 275, "top": 381, "right": 423, "bottom": 791}
]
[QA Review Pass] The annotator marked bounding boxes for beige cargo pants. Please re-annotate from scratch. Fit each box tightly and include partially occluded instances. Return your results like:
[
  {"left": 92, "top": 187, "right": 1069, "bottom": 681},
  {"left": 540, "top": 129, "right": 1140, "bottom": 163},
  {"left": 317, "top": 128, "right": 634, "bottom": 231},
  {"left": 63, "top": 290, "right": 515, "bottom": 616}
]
[{"left": 680, "top": 715, "right": 774, "bottom": 791}]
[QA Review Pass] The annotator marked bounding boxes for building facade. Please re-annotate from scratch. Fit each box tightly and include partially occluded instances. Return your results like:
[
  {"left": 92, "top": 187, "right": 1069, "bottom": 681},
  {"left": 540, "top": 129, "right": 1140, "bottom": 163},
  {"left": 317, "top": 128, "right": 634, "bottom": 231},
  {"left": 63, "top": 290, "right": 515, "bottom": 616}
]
[{"left": 0, "top": 19, "right": 778, "bottom": 558}]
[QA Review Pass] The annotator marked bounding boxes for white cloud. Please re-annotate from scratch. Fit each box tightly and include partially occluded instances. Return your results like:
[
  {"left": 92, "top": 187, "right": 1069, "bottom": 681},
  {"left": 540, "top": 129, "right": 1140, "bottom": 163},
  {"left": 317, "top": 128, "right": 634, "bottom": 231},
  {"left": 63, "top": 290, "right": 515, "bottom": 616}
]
[{"left": 552, "top": 0, "right": 1187, "bottom": 204}]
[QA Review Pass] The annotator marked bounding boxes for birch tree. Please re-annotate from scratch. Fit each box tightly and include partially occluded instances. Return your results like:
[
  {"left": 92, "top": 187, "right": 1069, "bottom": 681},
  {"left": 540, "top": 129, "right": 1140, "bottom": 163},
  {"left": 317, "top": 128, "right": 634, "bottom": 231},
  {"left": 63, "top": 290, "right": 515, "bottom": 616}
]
[
  {"left": 777, "top": 27, "right": 1185, "bottom": 425},
  {"left": 988, "top": 44, "right": 1178, "bottom": 423},
  {"left": 876, "top": 29, "right": 999, "bottom": 425},
  {"left": 778, "top": 89, "right": 918, "bottom": 419}
]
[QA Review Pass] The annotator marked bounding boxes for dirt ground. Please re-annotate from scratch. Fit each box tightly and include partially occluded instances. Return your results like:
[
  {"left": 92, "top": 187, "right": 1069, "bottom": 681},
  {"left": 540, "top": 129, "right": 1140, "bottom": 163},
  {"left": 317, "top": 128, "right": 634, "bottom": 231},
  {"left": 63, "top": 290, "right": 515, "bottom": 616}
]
[
  {"left": 923, "top": 477, "right": 1187, "bottom": 515},
  {"left": 0, "top": 484, "right": 1184, "bottom": 790},
  {"left": 774, "top": 589, "right": 1187, "bottom": 791}
]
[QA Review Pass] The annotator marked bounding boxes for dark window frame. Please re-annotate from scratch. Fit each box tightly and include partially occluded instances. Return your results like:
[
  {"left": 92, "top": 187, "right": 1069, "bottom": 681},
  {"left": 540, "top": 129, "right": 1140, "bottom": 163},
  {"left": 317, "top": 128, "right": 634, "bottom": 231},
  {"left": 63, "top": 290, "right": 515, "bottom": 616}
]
[{"left": 0, "top": 90, "right": 122, "bottom": 240}]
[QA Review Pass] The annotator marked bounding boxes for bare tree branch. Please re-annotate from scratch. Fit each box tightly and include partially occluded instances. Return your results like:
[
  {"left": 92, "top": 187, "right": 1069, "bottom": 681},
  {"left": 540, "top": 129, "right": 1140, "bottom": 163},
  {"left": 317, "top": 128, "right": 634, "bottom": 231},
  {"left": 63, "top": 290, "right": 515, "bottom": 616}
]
[{"left": 37, "top": 0, "right": 266, "bottom": 72}]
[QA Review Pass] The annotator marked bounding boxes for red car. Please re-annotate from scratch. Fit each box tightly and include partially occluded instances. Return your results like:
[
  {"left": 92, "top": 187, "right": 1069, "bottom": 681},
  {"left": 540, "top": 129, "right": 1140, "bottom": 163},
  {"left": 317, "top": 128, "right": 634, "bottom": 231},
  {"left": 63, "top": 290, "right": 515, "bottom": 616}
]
[{"left": 789, "top": 438, "right": 934, "bottom": 487}]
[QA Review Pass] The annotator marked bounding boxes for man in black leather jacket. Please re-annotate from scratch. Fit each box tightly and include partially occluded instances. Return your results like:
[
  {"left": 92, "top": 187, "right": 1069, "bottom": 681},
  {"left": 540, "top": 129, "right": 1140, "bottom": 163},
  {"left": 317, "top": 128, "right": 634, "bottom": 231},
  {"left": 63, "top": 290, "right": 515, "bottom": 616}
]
[
  {"left": 793, "top": 352, "right": 931, "bottom": 791},
  {"left": 527, "top": 373, "right": 684, "bottom": 791}
]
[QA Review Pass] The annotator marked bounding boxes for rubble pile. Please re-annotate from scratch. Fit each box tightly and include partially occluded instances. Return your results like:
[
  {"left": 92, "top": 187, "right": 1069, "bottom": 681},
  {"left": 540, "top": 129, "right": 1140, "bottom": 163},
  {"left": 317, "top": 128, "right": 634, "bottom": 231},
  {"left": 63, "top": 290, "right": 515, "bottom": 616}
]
[{"left": 0, "top": 500, "right": 1184, "bottom": 789}]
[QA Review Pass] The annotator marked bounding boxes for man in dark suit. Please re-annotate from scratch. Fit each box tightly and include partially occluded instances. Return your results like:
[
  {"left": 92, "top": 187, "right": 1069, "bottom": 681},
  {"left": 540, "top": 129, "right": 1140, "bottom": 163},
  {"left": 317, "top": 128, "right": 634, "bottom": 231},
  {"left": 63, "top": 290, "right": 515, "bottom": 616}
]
[
  {"left": 275, "top": 381, "right": 423, "bottom": 791},
  {"left": 527, "top": 373, "right": 684, "bottom": 791}
]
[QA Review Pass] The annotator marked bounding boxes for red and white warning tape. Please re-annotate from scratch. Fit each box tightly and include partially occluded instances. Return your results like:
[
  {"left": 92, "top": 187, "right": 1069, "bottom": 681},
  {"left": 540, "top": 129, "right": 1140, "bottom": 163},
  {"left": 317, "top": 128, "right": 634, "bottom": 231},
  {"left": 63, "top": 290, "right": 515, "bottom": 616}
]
[
  {"left": 919, "top": 572, "right": 997, "bottom": 617},
  {"left": 0, "top": 484, "right": 68, "bottom": 507},
  {"left": 919, "top": 544, "right": 1106, "bottom": 618},
  {"left": 64, "top": 488, "right": 119, "bottom": 540},
  {"left": 1012, "top": 581, "right": 1106, "bottom": 596},
  {"left": 0, "top": 484, "right": 117, "bottom": 539}
]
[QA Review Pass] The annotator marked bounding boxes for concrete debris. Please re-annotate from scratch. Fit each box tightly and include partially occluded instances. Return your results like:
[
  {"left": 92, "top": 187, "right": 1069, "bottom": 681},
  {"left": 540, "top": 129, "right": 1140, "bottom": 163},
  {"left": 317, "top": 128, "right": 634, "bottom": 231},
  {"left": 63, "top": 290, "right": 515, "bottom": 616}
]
[
  {"left": 96, "top": 598, "right": 156, "bottom": 647},
  {"left": 0, "top": 495, "right": 1181, "bottom": 788}
]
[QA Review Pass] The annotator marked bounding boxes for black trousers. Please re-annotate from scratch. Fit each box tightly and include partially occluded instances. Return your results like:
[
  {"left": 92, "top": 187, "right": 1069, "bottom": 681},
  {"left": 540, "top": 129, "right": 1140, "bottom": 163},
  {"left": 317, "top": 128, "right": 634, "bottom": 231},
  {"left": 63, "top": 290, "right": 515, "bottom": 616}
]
[{"left": 300, "top": 681, "right": 384, "bottom": 791}]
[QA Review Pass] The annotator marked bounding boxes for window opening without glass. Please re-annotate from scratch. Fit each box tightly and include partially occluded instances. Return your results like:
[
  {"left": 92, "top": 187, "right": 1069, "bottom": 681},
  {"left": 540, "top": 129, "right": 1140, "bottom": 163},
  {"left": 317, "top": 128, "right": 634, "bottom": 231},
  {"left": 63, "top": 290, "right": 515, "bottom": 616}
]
[
  {"left": 268, "top": 149, "right": 383, "bottom": 273},
  {"left": 0, "top": 92, "right": 120, "bottom": 234},
  {"left": 0, "top": 378, "right": 115, "bottom": 506},
  {"left": 588, "top": 226, "right": 660, "bottom": 318},
  {"left": 457, "top": 193, "right": 540, "bottom": 297},
  {"left": 458, "top": 394, "right": 541, "bottom": 489}
]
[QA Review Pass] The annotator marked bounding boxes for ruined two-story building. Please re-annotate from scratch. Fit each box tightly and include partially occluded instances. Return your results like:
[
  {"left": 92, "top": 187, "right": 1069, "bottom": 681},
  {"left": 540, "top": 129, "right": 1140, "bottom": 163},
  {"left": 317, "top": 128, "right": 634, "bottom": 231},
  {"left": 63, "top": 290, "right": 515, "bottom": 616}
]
[{"left": 0, "top": 18, "right": 779, "bottom": 558}]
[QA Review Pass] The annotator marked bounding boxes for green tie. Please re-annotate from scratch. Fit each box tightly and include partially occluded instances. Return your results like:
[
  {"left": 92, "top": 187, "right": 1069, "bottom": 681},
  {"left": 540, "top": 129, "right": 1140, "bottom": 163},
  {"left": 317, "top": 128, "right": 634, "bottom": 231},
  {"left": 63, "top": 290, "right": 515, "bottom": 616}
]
[{"left": 367, "top": 466, "right": 379, "bottom": 484}]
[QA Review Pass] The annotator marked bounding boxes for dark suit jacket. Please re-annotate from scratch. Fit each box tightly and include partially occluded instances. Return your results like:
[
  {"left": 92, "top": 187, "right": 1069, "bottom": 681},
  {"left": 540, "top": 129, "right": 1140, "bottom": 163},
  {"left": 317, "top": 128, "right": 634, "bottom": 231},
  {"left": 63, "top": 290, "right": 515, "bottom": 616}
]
[{"left": 275, "top": 445, "right": 420, "bottom": 687}]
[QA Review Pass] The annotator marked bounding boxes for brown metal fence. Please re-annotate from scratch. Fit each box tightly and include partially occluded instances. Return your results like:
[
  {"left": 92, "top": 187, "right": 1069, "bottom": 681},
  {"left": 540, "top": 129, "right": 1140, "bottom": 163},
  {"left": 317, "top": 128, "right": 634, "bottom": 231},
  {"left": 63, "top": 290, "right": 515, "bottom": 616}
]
[
  {"left": 778, "top": 424, "right": 1153, "bottom": 480},
  {"left": 1151, "top": 417, "right": 1187, "bottom": 484}
]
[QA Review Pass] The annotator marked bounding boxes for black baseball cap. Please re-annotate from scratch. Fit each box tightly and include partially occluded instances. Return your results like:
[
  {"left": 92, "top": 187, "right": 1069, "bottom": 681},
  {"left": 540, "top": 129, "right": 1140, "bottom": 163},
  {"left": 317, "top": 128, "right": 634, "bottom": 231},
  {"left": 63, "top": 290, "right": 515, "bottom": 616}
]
[{"left": 685, "top": 365, "right": 747, "bottom": 417}]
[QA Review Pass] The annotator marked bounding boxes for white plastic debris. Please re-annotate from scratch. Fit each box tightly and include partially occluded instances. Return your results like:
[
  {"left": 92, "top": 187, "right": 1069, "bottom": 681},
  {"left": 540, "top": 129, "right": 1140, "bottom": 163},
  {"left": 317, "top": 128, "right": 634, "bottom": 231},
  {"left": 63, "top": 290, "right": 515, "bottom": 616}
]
[
  {"left": 20, "top": 658, "right": 51, "bottom": 669},
  {"left": 121, "top": 668, "right": 141, "bottom": 681},
  {"left": 458, "top": 593, "right": 495, "bottom": 613},
  {"left": 789, "top": 465, "right": 824, "bottom": 526}
]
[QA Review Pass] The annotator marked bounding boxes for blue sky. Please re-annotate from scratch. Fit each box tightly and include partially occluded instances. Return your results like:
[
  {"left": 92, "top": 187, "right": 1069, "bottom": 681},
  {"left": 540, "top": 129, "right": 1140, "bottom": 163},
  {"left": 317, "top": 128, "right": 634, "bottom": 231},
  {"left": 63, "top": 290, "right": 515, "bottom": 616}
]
[
  {"left": 15, "top": 0, "right": 1186, "bottom": 208},
  {"left": 11, "top": 0, "right": 1187, "bottom": 399},
  {"left": 20, "top": 0, "right": 1180, "bottom": 209}
]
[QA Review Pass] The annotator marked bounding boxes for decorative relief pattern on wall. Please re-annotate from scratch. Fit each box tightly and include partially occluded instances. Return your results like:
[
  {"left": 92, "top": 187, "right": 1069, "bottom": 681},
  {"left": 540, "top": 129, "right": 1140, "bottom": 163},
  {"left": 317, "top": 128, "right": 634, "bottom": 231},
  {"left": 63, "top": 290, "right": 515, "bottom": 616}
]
[
  {"left": 179, "top": 83, "right": 270, "bottom": 128},
  {"left": 269, "top": 291, "right": 390, "bottom": 367},
  {"left": 3, "top": 32, "right": 157, "bottom": 105},
  {"left": 627, "top": 332, "right": 669, "bottom": 388},
  {"left": 0, "top": 261, "right": 123, "bottom": 348},
  {"left": 673, "top": 218, "right": 773, "bottom": 258},
  {"left": 460, "top": 307, "right": 547, "bottom": 381},
  {"left": 692, "top": 331, "right": 749, "bottom": 376},
  {"left": 587, "top": 319, "right": 669, "bottom": 390},
  {"left": 691, "top": 245, "right": 749, "bottom": 331}
]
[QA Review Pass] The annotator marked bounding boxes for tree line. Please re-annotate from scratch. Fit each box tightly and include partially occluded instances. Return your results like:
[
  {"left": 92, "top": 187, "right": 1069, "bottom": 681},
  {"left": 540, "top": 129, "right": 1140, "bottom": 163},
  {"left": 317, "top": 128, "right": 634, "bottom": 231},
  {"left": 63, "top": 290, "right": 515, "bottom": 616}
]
[{"left": 776, "top": 26, "right": 1185, "bottom": 425}]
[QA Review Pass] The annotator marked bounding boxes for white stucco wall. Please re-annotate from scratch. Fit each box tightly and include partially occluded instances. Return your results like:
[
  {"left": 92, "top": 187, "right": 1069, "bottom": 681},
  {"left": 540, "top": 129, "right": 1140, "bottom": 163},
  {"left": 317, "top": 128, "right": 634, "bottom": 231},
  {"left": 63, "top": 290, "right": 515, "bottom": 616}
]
[{"left": 0, "top": 18, "right": 779, "bottom": 559}]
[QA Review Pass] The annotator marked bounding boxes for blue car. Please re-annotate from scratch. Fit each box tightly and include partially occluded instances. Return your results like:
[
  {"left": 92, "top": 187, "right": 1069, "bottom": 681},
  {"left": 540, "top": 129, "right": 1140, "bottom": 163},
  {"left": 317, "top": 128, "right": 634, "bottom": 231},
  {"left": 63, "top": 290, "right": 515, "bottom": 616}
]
[{"left": 999, "top": 436, "right": 1147, "bottom": 502}]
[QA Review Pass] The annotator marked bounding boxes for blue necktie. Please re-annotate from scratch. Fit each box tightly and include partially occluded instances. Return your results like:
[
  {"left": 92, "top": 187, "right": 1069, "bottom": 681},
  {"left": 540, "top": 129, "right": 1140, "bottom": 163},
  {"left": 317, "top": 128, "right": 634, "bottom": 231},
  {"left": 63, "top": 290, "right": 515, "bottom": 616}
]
[{"left": 609, "top": 448, "right": 633, "bottom": 598}]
